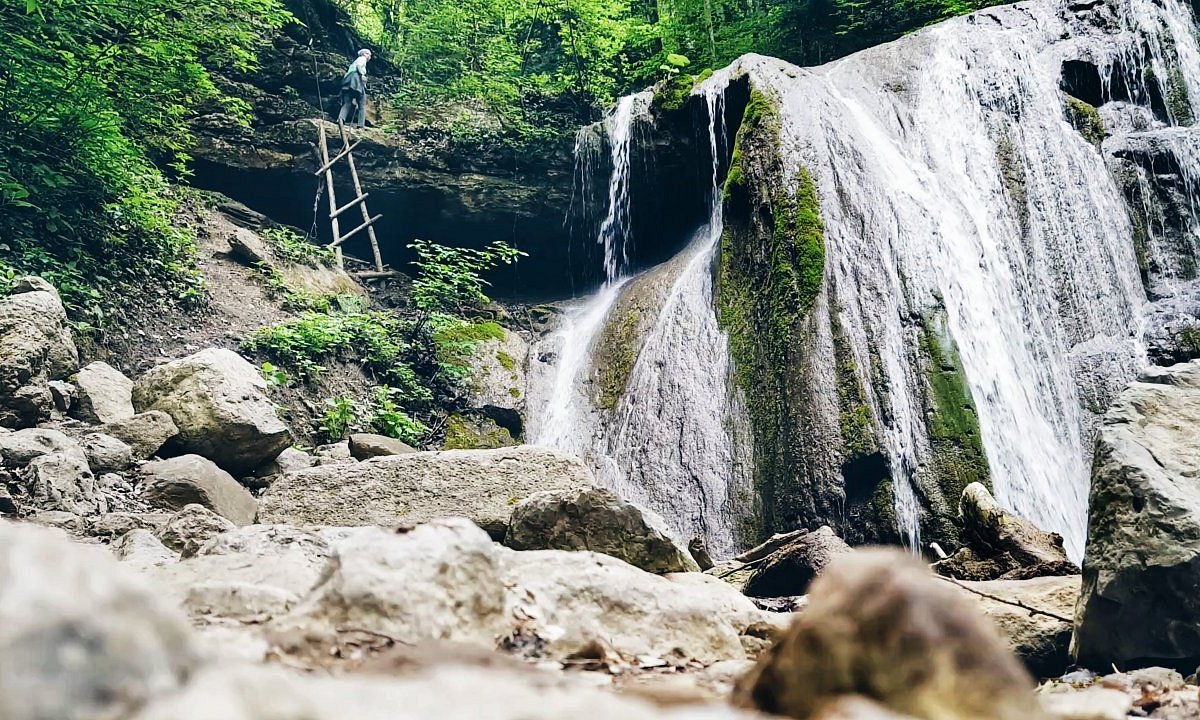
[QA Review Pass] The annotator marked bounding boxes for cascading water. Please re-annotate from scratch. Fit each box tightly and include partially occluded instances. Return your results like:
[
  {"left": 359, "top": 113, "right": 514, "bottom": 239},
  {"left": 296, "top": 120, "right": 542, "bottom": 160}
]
[
  {"left": 530, "top": 81, "right": 754, "bottom": 558},
  {"left": 717, "top": 0, "right": 1200, "bottom": 560}
]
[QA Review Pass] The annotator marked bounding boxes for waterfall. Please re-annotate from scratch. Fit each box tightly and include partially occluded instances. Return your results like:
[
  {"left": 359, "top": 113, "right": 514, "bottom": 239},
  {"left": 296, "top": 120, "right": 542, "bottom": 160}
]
[
  {"left": 719, "top": 0, "right": 1200, "bottom": 560},
  {"left": 530, "top": 80, "right": 754, "bottom": 558}
]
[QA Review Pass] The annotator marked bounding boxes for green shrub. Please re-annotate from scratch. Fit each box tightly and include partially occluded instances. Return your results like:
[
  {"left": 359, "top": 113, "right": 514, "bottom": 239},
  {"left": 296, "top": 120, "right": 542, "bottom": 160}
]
[{"left": 408, "top": 239, "right": 524, "bottom": 313}]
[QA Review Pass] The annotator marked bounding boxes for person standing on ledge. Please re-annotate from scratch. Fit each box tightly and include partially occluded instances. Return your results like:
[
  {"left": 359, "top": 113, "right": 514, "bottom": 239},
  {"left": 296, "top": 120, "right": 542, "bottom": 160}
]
[{"left": 337, "top": 48, "right": 372, "bottom": 128}]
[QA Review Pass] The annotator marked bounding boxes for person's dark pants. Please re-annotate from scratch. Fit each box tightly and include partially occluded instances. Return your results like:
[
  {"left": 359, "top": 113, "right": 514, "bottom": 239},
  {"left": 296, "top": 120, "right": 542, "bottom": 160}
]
[{"left": 336, "top": 90, "right": 366, "bottom": 127}]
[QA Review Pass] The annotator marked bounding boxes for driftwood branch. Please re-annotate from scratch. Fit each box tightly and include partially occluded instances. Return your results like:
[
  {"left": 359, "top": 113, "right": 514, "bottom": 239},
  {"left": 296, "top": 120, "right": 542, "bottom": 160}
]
[{"left": 936, "top": 575, "right": 1073, "bottom": 624}]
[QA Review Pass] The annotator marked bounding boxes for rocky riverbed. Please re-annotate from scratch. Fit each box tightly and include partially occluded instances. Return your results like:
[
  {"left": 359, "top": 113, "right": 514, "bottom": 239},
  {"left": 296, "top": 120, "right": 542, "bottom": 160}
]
[{"left": 5, "top": 272, "right": 1200, "bottom": 720}]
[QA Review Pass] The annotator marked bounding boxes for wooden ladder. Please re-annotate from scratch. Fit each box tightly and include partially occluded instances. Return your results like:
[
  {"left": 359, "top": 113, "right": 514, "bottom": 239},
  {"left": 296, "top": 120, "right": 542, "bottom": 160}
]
[{"left": 315, "top": 121, "right": 388, "bottom": 275}]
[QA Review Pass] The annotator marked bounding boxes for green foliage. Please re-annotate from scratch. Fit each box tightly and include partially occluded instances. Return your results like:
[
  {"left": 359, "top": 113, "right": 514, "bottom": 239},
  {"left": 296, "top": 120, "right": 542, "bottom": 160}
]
[
  {"left": 318, "top": 387, "right": 430, "bottom": 444},
  {"left": 261, "top": 227, "right": 336, "bottom": 267},
  {"left": 260, "top": 361, "right": 289, "bottom": 387},
  {"left": 341, "top": 0, "right": 998, "bottom": 134},
  {"left": 0, "top": 0, "right": 289, "bottom": 321},
  {"left": 408, "top": 239, "right": 525, "bottom": 313},
  {"left": 243, "top": 310, "right": 421, "bottom": 391}
]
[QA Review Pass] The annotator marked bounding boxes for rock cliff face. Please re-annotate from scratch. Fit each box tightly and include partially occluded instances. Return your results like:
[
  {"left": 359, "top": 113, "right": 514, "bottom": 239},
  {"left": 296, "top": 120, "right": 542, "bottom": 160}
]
[{"left": 630, "top": 0, "right": 1200, "bottom": 554}]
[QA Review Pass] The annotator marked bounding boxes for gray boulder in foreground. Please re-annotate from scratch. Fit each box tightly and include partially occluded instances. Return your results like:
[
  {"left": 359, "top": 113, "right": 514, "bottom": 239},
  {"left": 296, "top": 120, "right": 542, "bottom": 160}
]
[
  {"left": 0, "top": 520, "right": 195, "bottom": 720},
  {"left": 1073, "top": 361, "right": 1200, "bottom": 670},
  {"left": 140, "top": 455, "right": 258, "bottom": 525}
]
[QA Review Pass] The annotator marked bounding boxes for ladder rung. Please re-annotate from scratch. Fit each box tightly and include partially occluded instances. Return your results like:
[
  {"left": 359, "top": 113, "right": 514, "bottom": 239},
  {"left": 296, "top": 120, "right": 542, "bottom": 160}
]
[
  {"left": 330, "top": 193, "right": 369, "bottom": 220},
  {"left": 313, "top": 140, "right": 362, "bottom": 176},
  {"left": 331, "top": 214, "right": 383, "bottom": 247}
]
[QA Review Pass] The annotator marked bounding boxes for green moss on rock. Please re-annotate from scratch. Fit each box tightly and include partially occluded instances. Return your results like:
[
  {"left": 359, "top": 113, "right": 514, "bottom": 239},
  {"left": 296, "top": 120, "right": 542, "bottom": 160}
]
[
  {"left": 917, "top": 309, "right": 991, "bottom": 545},
  {"left": 443, "top": 413, "right": 515, "bottom": 450},
  {"left": 496, "top": 350, "right": 516, "bottom": 371},
  {"left": 595, "top": 308, "right": 642, "bottom": 411},
  {"left": 1064, "top": 96, "right": 1106, "bottom": 147},
  {"left": 716, "top": 85, "right": 832, "bottom": 540}
]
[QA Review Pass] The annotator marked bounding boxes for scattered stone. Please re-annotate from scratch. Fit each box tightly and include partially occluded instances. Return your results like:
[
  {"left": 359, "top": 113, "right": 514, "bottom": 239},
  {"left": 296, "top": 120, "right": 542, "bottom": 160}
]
[
  {"left": 689, "top": 538, "right": 715, "bottom": 571},
  {"left": 934, "top": 483, "right": 1077, "bottom": 581},
  {"left": 95, "top": 410, "right": 179, "bottom": 459},
  {"left": 0, "top": 427, "right": 79, "bottom": 467},
  {"left": 30, "top": 510, "right": 85, "bottom": 533},
  {"left": 72, "top": 360, "right": 136, "bottom": 424},
  {"left": 1039, "top": 688, "right": 1132, "bottom": 720},
  {"left": 0, "top": 520, "right": 195, "bottom": 720},
  {"left": 505, "top": 486, "right": 699, "bottom": 574},
  {"left": 0, "top": 277, "right": 78, "bottom": 428},
  {"left": 24, "top": 449, "right": 105, "bottom": 516},
  {"left": 946, "top": 574, "right": 1079, "bottom": 677},
  {"left": 734, "top": 548, "right": 1044, "bottom": 720},
  {"left": 1074, "top": 361, "right": 1200, "bottom": 670},
  {"left": 744, "top": 526, "right": 851, "bottom": 598},
  {"left": 349, "top": 432, "right": 417, "bottom": 460},
  {"left": 464, "top": 328, "right": 528, "bottom": 440},
  {"left": 706, "top": 560, "right": 756, "bottom": 592},
  {"left": 259, "top": 446, "right": 595, "bottom": 538},
  {"left": 90, "top": 512, "right": 159, "bottom": 538},
  {"left": 140, "top": 455, "right": 259, "bottom": 525},
  {"left": 80, "top": 432, "right": 134, "bottom": 474},
  {"left": 261, "top": 446, "right": 316, "bottom": 475},
  {"left": 312, "top": 441, "right": 354, "bottom": 465},
  {"left": 148, "top": 525, "right": 335, "bottom": 620},
  {"left": 132, "top": 348, "right": 292, "bottom": 474},
  {"left": 112, "top": 528, "right": 180, "bottom": 570},
  {"left": 273, "top": 518, "right": 766, "bottom": 663},
  {"left": 0, "top": 485, "right": 14, "bottom": 514},
  {"left": 130, "top": 662, "right": 762, "bottom": 720},
  {"left": 48, "top": 380, "right": 75, "bottom": 412},
  {"left": 158, "top": 504, "right": 237, "bottom": 556}
]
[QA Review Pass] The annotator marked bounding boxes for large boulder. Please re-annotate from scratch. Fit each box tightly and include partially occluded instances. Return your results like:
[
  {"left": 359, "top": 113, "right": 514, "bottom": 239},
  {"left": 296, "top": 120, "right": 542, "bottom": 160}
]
[
  {"left": 97, "top": 410, "right": 180, "bottom": 459},
  {"left": 132, "top": 348, "right": 291, "bottom": 474},
  {"left": 258, "top": 446, "right": 595, "bottom": 538},
  {"left": 272, "top": 518, "right": 767, "bottom": 663},
  {"left": 157, "top": 504, "right": 237, "bottom": 556},
  {"left": 130, "top": 662, "right": 762, "bottom": 720},
  {"left": 505, "top": 486, "right": 699, "bottom": 574},
  {"left": 0, "top": 427, "right": 80, "bottom": 467},
  {"left": 734, "top": 549, "right": 1044, "bottom": 720},
  {"left": 0, "top": 277, "right": 78, "bottom": 428},
  {"left": 23, "top": 448, "right": 105, "bottom": 516},
  {"left": 743, "top": 526, "right": 852, "bottom": 598},
  {"left": 79, "top": 432, "right": 134, "bottom": 474},
  {"left": 72, "top": 360, "right": 136, "bottom": 424},
  {"left": 140, "top": 455, "right": 259, "bottom": 525},
  {"left": 144, "top": 525, "right": 341, "bottom": 623},
  {"left": 947, "top": 575, "right": 1079, "bottom": 678},
  {"left": 0, "top": 520, "right": 196, "bottom": 720},
  {"left": 1074, "top": 361, "right": 1200, "bottom": 670},
  {"left": 935, "top": 483, "right": 1077, "bottom": 581}
]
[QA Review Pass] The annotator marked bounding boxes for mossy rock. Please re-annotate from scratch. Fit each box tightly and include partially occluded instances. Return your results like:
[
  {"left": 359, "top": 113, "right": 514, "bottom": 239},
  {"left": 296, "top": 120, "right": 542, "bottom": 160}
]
[
  {"left": 915, "top": 308, "right": 991, "bottom": 547},
  {"left": 1064, "top": 96, "right": 1106, "bottom": 148},
  {"left": 442, "top": 413, "right": 516, "bottom": 450}
]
